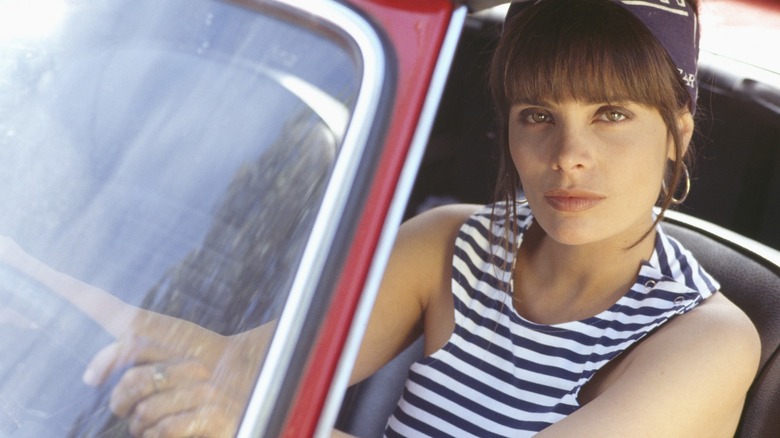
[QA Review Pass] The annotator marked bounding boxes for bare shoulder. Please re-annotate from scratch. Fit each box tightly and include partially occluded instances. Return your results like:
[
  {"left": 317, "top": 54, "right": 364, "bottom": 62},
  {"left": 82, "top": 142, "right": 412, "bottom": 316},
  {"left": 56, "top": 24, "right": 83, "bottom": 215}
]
[
  {"left": 614, "top": 292, "right": 759, "bottom": 434},
  {"left": 626, "top": 292, "right": 760, "bottom": 395},
  {"left": 392, "top": 203, "right": 482, "bottom": 298},
  {"left": 398, "top": 203, "right": 483, "bottom": 245},
  {"left": 348, "top": 204, "right": 481, "bottom": 384},
  {"left": 624, "top": 292, "right": 760, "bottom": 432},
  {"left": 608, "top": 292, "right": 759, "bottom": 387},
  {"left": 388, "top": 204, "right": 480, "bottom": 291},
  {"left": 646, "top": 292, "right": 760, "bottom": 367},
  {"left": 541, "top": 293, "right": 760, "bottom": 437}
]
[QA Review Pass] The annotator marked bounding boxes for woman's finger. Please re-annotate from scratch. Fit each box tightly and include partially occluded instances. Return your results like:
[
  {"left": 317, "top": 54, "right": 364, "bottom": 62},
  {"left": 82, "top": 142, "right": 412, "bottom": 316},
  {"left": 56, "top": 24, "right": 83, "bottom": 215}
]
[
  {"left": 127, "top": 382, "right": 241, "bottom": 437},
  {"left": 82, "top": 341, "right": 123, "bottom": 386},
  {"left": 109, "top": 360, "right": 211, "bottom": 418},
  {"left": 83, "top": 336, "right": 176, "bottom": 386}
]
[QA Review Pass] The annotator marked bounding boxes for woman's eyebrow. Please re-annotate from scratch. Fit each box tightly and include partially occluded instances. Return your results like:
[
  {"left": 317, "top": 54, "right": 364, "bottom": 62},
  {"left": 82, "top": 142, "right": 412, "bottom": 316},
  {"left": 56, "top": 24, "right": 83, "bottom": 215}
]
[{"left": 512, "top": 99, "right": 550, "bottom": 107}]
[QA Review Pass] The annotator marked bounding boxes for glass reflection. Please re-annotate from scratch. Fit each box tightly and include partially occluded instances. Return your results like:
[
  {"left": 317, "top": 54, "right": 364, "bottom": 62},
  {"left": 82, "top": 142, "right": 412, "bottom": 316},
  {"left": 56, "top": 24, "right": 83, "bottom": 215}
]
[{"left": 0, "top": 0, "right": 357, "bottom": 435}]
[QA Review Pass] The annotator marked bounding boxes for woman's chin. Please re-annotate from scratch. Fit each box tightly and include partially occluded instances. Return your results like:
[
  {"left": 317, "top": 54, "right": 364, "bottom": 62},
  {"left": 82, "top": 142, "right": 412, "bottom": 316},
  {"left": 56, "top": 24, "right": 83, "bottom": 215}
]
[{"left": 529, "top": 209, "right": 594, "bottom": 244}]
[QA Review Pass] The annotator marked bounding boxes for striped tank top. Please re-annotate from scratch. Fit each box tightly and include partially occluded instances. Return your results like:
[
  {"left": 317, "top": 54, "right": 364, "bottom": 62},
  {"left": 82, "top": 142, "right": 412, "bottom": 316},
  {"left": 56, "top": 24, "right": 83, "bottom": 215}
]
[{"left": 384, "top": 203, "right": 719, "bottom": 437}]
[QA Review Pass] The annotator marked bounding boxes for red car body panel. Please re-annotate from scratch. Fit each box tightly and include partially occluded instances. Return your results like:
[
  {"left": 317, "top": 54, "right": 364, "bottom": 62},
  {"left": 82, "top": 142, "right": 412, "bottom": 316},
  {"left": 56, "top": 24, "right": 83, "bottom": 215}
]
[{"left": 281, "top": 1, "right": 457, "bottom": 436}]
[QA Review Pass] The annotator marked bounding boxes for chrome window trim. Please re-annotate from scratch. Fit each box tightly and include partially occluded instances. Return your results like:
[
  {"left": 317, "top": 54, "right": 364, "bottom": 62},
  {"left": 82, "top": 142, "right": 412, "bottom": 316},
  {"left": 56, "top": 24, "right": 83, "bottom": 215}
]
[
  {"left": 313, "top": 6, "right": 469, "bottom": 437},
  {"left": 663, "top": 209, "right": 780, "bottom": 267},
  {"left": 698, "top": 50, "right": 780, "bottom": 113},
  {"left": 699, "top": 50, "right": 780, "bottom": 90},
  {"left": 255, "top": 64, "right": 350, "bottom": 142},
  {"left": 235, "top": 0, "right": 386, "bottom": 436}
]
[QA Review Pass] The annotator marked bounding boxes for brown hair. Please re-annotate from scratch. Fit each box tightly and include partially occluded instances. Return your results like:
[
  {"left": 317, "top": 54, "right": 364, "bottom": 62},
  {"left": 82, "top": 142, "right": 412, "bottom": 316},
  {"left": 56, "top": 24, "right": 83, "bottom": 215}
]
[{"left": 489, "top": 0, "right": 698, "bottom": 248}]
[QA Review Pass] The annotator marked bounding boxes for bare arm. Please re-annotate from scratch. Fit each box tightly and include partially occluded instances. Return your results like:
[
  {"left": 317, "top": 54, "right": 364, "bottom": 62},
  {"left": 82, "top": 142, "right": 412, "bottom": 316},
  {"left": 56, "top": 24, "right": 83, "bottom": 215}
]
[
  {"left": 0, "top": 204, "right": 481, "bottom": 437},
  {"left": 0, "top": 235, "right": 273, "bottom": 437},
  {"left": 538, "top": 293, "right": 760, "bottom": 437},
  {"left": 0, "top": 235, "right": 134, "bottom": 336},
  {"left": 348, "top": 204, "right": 480, "bottom": 386}
]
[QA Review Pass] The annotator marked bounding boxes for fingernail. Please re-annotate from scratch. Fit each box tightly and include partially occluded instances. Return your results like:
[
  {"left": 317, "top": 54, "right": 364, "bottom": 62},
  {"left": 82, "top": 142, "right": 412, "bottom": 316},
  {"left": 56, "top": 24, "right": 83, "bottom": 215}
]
[{"left": 82, "top": 367, "right": 97, "bottom": 385}]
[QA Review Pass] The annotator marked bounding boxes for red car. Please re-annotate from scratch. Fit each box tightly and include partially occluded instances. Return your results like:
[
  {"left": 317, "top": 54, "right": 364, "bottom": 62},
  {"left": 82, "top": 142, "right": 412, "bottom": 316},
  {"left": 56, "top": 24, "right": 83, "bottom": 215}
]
[{"left": 0, "top": 0, "right": 778, "bottom": 437}]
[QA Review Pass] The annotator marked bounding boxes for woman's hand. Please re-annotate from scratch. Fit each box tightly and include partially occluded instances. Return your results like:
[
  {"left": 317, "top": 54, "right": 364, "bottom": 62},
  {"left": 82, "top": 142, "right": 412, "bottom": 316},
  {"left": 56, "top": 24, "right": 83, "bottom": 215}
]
[
  {"left": 83, "top": 309, "right": 275, "bottom": 437},
  {"left": 0, "top": 235, "right": 276, "bottom": 436}
]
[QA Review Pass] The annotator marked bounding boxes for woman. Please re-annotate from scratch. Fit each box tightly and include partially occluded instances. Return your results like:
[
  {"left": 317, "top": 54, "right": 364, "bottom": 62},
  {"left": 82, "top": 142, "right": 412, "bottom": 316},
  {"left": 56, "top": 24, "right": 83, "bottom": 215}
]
[
  {"left": 347, "top": 0, "right": 759, "bottom": 436},
  {"left": 83, "top": 0, "right": 760, "bottom": 436}
]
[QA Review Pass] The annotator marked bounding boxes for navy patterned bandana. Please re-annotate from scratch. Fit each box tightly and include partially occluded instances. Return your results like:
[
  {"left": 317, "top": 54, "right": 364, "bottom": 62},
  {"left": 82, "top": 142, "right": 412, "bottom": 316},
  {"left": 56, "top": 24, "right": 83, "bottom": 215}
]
[{"left": 507, "top": 0, "right": 700, "bottom": 112}]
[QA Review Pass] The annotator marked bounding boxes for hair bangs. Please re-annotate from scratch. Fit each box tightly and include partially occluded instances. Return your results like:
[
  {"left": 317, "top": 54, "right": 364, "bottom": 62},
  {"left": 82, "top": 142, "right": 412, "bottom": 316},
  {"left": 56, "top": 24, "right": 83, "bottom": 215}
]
[
  {"left": 494, "top": 0, "right": 681, "bottom": 117},
  {"left": 489, "top": 0, "right": 700, "bottom": 257}
]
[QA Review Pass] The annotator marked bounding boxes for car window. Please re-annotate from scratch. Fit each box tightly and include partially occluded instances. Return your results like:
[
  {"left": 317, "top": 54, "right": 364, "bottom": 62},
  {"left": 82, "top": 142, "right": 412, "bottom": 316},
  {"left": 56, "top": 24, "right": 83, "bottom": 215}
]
[
  {"left": 700, "top": 0, "right": 780, "bottom": 75},
  {"left": 0, "top": 0, "right": 359, "bottom": 434},
  {"left": 683, "top": 0, "right": 780, "bottom": 250}
]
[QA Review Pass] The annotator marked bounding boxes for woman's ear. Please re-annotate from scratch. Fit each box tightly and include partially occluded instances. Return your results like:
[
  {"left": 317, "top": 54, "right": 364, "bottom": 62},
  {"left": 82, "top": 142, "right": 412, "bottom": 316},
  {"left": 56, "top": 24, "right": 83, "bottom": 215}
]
[{"left": 667, "top": 110, "right": 694, "bottom": 160}]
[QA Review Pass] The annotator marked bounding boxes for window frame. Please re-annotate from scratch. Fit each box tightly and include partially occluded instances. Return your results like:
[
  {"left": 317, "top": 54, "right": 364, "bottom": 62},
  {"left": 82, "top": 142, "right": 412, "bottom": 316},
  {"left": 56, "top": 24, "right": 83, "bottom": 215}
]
[{"left": 232, "top": 0, "right": 393, "bottom": 436}]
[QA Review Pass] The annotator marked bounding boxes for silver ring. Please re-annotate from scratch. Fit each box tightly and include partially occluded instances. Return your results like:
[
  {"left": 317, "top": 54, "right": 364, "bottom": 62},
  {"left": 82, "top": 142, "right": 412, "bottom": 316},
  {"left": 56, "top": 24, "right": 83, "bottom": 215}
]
[{"left": 151, "top": 364, "right": 168, "bottom": 391}]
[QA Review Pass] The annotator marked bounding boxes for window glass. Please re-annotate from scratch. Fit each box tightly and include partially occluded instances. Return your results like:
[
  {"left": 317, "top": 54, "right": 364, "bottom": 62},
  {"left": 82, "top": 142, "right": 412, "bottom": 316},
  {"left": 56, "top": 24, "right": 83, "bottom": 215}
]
[
  {"left": 700, "top": 0, "right": 780, "bottom": 75},
  {"left": 0, "top": 0, "right": 357, "bottom": 434}
]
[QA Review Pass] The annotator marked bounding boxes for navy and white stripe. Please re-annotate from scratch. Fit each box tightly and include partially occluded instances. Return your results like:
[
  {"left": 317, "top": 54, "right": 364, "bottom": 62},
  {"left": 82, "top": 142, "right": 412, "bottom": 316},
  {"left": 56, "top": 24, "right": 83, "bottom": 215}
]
[{"left": 385, "top": 203, "right": 719, "bottom": 437}]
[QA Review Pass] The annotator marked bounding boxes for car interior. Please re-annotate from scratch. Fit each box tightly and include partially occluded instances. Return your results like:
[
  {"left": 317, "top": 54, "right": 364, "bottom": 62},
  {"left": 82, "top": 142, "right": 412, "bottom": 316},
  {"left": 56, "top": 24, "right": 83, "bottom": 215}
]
[
  {"left": 337, "top": 5, "right": 780, "bottom": 437},
  {"left": 0, "top": 1, "right": 777, "bottom": 436}
]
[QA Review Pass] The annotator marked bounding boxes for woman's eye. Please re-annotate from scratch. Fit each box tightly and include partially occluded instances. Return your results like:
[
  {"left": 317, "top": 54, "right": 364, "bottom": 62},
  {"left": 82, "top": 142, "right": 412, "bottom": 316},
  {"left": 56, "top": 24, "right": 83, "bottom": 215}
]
[
  {"left": 519, "top": 110, "right": 553, "bottom": 125},
  {"left": 599, "top": 109, "right": 628, "bottom": 123}
]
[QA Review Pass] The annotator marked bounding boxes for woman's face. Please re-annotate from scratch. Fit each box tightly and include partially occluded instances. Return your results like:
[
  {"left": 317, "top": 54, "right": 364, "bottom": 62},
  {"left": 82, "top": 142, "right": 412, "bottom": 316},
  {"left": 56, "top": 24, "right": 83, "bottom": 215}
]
[{"left": 508, "top": 100, "right": 690, "bottom": 247}]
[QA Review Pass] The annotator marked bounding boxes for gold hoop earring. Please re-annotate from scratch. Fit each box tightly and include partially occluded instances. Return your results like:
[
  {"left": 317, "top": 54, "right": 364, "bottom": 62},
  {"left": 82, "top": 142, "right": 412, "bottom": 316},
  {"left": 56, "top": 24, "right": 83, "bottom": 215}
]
[
  {"left": 515, "top": 177, "right": 527, "bottom": 204},
  {"left": 515, "top": 187, "right": 527, "bottom": 203},
  {"left": 662, "top": 163, "right": 691, "bottom": 205}
]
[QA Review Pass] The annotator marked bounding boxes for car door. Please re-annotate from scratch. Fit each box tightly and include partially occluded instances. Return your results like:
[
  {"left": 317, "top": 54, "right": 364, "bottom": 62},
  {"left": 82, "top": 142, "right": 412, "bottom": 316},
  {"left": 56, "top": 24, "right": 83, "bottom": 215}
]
[{"left": 0, "top": 0, "right": 466, "bottom": 436}]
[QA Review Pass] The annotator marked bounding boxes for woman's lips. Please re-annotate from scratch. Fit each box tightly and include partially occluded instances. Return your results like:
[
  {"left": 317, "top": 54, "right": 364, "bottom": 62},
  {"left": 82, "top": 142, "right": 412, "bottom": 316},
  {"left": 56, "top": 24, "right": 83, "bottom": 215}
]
[{"left": 543, "top": 189, "right": 606, "bottom": 212}]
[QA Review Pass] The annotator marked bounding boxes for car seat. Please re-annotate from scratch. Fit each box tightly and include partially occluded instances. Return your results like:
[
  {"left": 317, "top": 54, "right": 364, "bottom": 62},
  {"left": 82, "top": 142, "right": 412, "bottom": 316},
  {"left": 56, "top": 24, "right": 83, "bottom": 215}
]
[
  {"left": 663, "top": 212, "right": 780, "bottom": 438},
  {"left": 335, "top": 211, "right": 780, "bottom": 438}
]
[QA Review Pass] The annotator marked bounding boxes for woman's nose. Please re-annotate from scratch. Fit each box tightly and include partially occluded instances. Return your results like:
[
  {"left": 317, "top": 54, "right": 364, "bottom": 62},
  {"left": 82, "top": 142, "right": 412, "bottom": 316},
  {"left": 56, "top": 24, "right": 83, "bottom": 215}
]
[{"left": 550, "top": 123, "right": 592, "bottom": 172}]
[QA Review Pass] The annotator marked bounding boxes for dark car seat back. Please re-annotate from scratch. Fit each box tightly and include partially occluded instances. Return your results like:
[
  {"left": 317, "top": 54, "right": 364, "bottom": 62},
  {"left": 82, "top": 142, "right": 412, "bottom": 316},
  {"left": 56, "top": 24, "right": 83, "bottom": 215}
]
[{"left": 336, "top": 213, "right": 780, "bottom": 438}]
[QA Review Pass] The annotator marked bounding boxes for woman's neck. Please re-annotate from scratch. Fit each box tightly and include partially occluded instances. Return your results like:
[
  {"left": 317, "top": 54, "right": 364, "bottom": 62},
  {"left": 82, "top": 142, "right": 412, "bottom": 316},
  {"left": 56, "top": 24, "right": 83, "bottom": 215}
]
[{"left": 512, "top": 222, "right": 657, "bottom": 325}]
